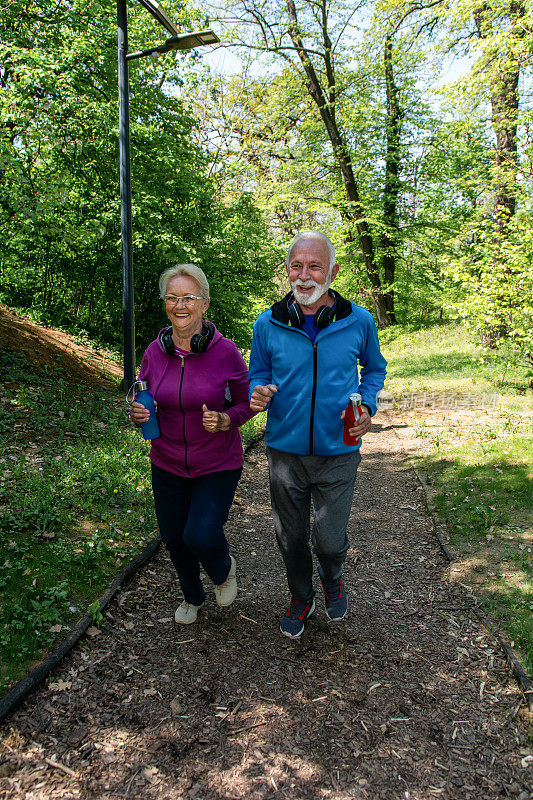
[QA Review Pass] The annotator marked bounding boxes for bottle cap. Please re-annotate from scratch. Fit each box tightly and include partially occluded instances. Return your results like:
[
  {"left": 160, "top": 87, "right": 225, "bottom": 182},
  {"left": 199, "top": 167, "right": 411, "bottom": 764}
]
[
  {"left": 349, "top": 392, "right": 362, "bottom": 404},
  {"left": 126, "top": 380, "right": 148, "bottom": 404}
]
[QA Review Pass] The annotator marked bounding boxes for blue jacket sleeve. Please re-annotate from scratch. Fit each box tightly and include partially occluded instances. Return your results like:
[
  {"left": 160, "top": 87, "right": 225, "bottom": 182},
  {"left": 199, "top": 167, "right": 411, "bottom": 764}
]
[
  {"left": 358, "top": 314, "right": 387, "bottom": 416},
  {"left": 248, "top": 314, "right": 273, "bottom": 402},
  {"left": 225, "top": 344, "right": 256, "bottom": 428}
]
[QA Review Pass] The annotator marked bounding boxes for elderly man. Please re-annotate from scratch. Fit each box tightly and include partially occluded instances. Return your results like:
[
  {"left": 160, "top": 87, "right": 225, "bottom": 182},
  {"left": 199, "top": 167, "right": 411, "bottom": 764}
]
[{"left": 249, "top": 231, "right": 387, "bottom": 638}]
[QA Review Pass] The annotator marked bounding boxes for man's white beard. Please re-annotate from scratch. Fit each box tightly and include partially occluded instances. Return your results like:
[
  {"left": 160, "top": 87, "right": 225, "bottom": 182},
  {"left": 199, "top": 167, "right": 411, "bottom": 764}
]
[{"left": 291, "top": 275, "right": 332, "bottom": 307}]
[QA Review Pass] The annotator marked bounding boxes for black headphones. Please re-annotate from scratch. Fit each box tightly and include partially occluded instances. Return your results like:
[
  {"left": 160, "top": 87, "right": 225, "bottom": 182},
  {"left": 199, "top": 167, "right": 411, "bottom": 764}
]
[
  {"left": 286, "top": 291, "right": 336, "bottom": 329},
  {"left": 160, "top": 320, "right": 215, "bottom": 356}
]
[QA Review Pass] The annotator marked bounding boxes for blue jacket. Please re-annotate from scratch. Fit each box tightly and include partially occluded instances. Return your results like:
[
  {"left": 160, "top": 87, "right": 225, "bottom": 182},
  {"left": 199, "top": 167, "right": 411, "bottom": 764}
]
[{"left": 248, "top": 291, "right": 387, "bottom": 456}]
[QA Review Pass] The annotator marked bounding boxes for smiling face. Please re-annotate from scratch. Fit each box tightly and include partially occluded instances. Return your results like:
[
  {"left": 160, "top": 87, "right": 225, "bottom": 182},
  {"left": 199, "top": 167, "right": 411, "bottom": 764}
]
[
  {"left": 164, "top": 275, "right": 209, "bottom": 345},
  {"left": 287, "top": 239, "right": 339, "bottom": 312}
]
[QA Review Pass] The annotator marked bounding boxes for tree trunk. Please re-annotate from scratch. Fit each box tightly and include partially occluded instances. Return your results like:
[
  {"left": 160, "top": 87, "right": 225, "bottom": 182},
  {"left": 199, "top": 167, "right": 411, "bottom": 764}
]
[
  {"left": 474, "top": 1, "right": 524, "bottom": 233},
  {"left": 491, "top": 69, "right": 520, "bottom": 231},
  {"left": 380, "top": 33, "right": 403, "bottom": 324},
  {"left": 474, "top": 1, "right": 525, "bottom": 343},
  {"left": 42, "top": 238, "right": 51, "bottom": 310}
]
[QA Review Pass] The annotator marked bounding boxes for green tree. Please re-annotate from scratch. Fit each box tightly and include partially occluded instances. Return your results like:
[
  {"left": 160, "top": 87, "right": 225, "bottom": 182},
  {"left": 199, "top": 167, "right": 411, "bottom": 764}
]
[
  {"left": 217, "top": 0, "right": 401, "bottom": 325},
  {"left": 440, "top": 0, "right": 533, "bottom": 365},
  {"left": 0, "top": 0, "right": 277, "bottom": 354}
]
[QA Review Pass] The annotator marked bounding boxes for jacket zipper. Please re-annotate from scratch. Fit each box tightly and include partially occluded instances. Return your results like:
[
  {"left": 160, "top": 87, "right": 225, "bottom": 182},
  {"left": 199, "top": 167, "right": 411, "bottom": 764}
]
[
  {"left": 178, "top": 356, "right": 189, "bottom": 476},
  {"left": 270, "top": 318, "right": 320, "bottom": 454},
  {"left": 309, "top": 343, "right": 318, "bottom": 455}
]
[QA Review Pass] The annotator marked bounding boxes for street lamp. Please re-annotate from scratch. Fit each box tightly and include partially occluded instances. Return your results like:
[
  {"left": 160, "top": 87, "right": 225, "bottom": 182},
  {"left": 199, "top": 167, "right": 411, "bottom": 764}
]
[{"left": 117, "top": 0, "right": 220, "bottom": 389}]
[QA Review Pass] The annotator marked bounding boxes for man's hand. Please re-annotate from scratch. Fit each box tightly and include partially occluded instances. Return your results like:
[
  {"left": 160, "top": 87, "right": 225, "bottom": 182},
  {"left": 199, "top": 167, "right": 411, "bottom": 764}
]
[
  {"left": 340, "top": 404, "right": 372, "bottom": 438},
  {"left": 202, "top": 404, "right": 230, "bottom": 433},
  {"left": 250, "top": 384, "right": 277, "bottom": 413}
]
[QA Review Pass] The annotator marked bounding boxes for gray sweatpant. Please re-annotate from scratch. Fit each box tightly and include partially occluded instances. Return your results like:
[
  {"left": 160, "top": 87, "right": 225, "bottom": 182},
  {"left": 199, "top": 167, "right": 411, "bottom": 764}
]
[{"left": 266, "top": 447, "right": 361, "bottom": 603}]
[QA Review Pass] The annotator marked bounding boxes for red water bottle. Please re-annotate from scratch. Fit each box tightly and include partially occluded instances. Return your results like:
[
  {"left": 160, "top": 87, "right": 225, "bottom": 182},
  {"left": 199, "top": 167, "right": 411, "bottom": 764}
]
[{"left": 343, "top": 392, "right": 363, "bottom": 446}]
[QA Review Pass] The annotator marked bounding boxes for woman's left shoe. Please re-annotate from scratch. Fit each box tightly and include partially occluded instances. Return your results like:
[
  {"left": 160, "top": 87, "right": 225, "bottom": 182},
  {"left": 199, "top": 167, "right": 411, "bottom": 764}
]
[
  {"left": 174, "top": 601, "right": 204, "bottom": 624},
  {"left": 215, "top": 556, "right": 237, "bottom": 607}
]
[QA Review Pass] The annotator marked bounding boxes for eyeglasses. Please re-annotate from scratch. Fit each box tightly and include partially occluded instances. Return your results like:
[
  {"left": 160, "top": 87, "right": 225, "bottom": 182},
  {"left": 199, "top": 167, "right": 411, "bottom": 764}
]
[{"left": 164, "top": 294, "right": 203, "bottom": 306}]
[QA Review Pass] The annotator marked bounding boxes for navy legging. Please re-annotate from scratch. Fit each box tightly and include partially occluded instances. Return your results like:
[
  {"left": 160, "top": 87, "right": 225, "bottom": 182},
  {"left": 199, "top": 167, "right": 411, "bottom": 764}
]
[{"left": 151, "top": 463, "right": 242, "bottom": 606}]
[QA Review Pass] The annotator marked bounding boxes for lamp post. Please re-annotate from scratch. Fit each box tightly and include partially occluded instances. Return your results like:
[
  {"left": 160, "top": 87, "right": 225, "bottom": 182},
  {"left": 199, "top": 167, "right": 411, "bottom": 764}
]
[{"left": 117, "top": 0, "right": 219, "bottom": 389}]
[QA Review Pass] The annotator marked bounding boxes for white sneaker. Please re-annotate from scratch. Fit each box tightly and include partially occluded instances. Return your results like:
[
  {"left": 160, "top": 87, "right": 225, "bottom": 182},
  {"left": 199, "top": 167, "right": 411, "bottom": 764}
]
[
  {"left": 214, "top": 556, "right": 237, "bottom": 607},
  {"left": 174, "top": 601, "right": 204, "bottom": 625}
]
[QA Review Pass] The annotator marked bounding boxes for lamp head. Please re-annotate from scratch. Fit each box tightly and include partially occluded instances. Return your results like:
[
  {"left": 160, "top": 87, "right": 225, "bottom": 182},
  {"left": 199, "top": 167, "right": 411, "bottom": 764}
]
[
  {"left": 137, "top": 0, "right": 180, "bottom": 36},
  {"left": 164, "top": 30, "right": 220, "bottom": 51}
]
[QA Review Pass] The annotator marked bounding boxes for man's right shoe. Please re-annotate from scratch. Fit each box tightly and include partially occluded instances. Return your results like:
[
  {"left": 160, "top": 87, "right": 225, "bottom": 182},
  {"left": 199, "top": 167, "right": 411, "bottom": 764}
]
[
  {"left": 280, "top": 598, "right": 315, "bottom": 638},
  {"left": 174, "top": 601, "right": 204, "bottom": 625},
  {"left": 322, "top": 577, "right": 348, "bottom": 621}
]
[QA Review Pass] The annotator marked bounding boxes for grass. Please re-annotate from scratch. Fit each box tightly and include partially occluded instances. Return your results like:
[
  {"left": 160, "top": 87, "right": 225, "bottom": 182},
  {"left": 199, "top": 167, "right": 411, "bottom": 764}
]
[
  {"left": 241, "top": 410, "right": 267, "bottom": 445},
  {"left": 0, "top": 348, "right": 157, "bottom": 694},
  {"left": 380, "top": 321, "right": 533, "bottom": 675}
]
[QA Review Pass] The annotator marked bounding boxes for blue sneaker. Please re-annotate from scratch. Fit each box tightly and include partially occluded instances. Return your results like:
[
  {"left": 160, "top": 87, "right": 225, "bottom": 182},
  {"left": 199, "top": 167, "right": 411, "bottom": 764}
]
[
  {"left": 322, "top": 578, "right": 348, "bottom": 621},
  {"left": 280, "top": 598, "right": 315, "bottom": 638}
]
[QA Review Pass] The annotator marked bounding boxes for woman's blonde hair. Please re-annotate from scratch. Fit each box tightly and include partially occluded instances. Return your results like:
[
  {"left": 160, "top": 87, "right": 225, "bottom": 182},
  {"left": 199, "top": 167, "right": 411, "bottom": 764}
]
[{"left": 158, "top": 264, "right": 210, "bottom": 300}]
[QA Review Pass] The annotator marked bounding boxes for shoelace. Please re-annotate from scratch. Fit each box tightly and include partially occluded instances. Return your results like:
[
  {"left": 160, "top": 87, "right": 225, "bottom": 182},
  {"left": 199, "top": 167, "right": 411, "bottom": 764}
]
[{"left": 286, "top": 601, "right": 312, "bottom": 620}]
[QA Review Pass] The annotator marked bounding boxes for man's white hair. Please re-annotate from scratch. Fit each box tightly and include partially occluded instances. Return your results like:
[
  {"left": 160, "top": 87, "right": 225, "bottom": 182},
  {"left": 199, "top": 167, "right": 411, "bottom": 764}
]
[
  {"left": 286, "top": 231, "right": 336, "bottom": 271},
  {"left": 159, "top": 264, "right": 209, "bottom": 300}
]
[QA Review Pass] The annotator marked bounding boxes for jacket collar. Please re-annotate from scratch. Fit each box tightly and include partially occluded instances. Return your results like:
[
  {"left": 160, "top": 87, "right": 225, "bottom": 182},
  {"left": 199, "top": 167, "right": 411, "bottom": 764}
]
[{"left": 270, "top": 289, "right": 352, "bottom": 324}]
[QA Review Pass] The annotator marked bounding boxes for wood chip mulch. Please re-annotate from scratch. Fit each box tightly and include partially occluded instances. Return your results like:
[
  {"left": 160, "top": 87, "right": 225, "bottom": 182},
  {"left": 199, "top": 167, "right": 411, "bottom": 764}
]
[{"left": 1, "top": 418, "right": 532, "bottom": 799}]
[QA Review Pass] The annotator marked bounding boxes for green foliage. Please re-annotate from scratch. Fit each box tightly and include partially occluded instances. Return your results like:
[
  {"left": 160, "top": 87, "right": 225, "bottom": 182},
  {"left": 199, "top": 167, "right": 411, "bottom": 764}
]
[
  {"left": 436, "top": 0, "right": 533, "bottom": 370},
  {"left": 0, "top": 0, "right": 276, "bottom": 356},
  {"left": 200, "top": 3, "right": 485, "bottom": 324},
  {"left": 207, "top": 0, "right": 533, "bottom": 341},
  {"left": 0, "top": 346, "right": 156, "bottom": 692},
  {"left": 88, "top": 600, "right": 103, "bottom": 627},
  {"left": 448, "top": 210, "right": 533, "bottom": 372},
  {"left": 240, "top": 409, "right": 266, "bottom": 446}
]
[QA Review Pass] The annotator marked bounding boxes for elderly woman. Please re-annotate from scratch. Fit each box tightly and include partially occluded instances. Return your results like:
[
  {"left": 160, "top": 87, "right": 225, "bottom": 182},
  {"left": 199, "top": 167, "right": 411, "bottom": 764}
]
[{"left": 130, "top": 264, "right": 254, "bottom": 624}]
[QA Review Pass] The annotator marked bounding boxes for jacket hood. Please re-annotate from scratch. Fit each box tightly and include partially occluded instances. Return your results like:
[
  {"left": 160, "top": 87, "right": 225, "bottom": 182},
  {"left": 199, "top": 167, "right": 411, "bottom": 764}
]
[{"left": 271, "top": 290, "right": 352, "bottom": 324}]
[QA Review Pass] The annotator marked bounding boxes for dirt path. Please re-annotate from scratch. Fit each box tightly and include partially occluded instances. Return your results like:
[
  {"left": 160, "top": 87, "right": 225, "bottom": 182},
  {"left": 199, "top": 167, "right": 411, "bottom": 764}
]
[
  {"left": 0, "top": 306, "right": 122, "bottom": 389},
  {"left": 1, "top": 421, "right": 532, "bottom": 800}
]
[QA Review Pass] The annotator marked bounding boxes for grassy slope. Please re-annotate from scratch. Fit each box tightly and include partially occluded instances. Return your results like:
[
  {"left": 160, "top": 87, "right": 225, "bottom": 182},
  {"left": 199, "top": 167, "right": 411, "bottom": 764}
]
[
  {"left": 0, "top": 349, "right": 157, "bottom": 692},
  {"left": 380, "top": 322, "right": 533, "bottom": 674}
]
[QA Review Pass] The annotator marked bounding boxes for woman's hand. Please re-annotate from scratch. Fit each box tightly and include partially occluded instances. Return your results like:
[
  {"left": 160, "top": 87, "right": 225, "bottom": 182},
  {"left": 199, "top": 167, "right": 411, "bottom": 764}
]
[
  {"left": 130, "top": 400, "right": 153, "bottom": 426},
  {"left": 202, "top": 404, "right": 230, "bottom": 433}
]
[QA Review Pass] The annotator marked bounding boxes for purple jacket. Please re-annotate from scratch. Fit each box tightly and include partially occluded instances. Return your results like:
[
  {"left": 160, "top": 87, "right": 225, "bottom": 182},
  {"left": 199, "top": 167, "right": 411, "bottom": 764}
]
[{"left": 138, "top": 325, "right": 254, "bottom": 478}]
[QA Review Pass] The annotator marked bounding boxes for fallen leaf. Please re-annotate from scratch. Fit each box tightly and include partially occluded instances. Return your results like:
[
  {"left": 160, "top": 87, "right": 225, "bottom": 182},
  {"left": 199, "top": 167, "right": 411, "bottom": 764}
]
[
  {"left": 68, "top": 728, "right": 88, "bottom": 745},
  {"left": 170, "top": 700, "right": 183, "bottom": 716},
  {"left": 48, "top": 680, "right": 72, "bottom": 692}
]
